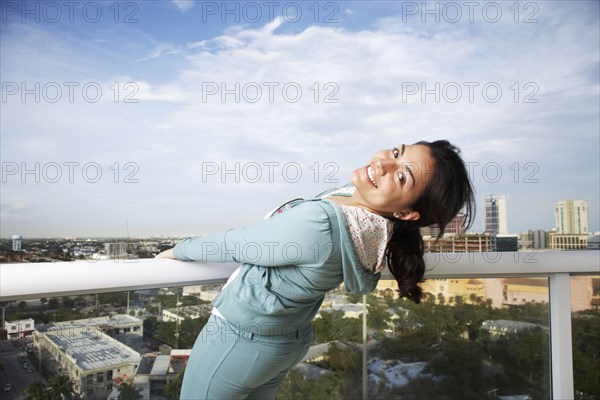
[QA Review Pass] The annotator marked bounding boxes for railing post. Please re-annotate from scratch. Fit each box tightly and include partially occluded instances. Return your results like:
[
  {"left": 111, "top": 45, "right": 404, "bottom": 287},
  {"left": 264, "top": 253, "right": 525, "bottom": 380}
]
[
  {"left": 549, "top": 273, "right": 574, "bottom": 399},
  {"left": 363, "top": 294, "right": 368, "bottom": 400}
]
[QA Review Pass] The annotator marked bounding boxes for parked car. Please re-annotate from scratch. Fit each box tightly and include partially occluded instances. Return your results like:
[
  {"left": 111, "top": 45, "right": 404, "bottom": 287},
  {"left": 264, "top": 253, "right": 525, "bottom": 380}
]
[
  {"left": 26, "top": 368, "right": 34, "bottom": 374},
  {"left": 3, "top": 384, "right": 13, "bottom": 392}
]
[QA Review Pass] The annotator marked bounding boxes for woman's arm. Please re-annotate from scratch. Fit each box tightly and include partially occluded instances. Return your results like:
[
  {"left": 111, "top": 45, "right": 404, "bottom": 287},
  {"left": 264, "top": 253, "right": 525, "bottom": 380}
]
[
  {"left": 155, "top": 248, "right": 175, "bottom": 259},
  {"left": 170, "top": 201, "right": 334, "bottom": 266}
]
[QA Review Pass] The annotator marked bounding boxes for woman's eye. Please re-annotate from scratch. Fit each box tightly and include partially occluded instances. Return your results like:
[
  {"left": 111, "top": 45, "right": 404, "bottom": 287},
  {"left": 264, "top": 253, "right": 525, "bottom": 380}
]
[
  {"left": 398, "top": 172, "right": 405, "bottom": 184},
  {"left": 393, "top": 147, "right": 399, "bottom": 158}
]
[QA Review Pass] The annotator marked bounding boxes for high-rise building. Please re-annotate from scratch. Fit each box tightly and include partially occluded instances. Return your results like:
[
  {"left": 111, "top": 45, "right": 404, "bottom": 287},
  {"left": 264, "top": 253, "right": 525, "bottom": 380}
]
[
  {"left": 485, "top": 195, "right": 508, "bottom": 235},
  {"left": 485, "top": 195, "right": 508, "bottom": 251},
  {"left": 555, "top": 200, "right": 589, "bottom": 234},
  {"left": 12, "top": 234, "right": 22, "bottom": 251}
]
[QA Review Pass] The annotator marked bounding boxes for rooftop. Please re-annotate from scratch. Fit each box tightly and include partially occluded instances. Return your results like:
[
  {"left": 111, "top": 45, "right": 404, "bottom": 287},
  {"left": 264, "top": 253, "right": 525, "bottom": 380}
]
[{"left": 44, "top": 329, "right": 140, "bottom": 371}]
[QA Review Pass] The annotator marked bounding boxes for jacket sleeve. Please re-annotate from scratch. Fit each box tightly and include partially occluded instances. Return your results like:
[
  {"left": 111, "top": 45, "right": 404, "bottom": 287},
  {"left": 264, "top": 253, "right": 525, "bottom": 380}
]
[{"left": 172, "top": 201, "right": 334, "bottom": 266}]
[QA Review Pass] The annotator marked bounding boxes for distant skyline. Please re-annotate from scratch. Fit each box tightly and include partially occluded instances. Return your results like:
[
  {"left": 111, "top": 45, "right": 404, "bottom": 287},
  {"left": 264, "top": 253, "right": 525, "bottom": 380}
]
[{"left": 1, "top": 1, "right": 599, "bottom": 237}]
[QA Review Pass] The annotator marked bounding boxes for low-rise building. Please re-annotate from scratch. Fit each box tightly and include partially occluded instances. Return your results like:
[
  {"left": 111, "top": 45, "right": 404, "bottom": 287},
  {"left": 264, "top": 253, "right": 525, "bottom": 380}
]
[
  {"left": 424, "top": 233, "right": 493, "bottom": 253},
  {"left": 549, "top": 233, "right": 589, "bottom": 250},
  {"left": 161, "top": 305, "right": 212, "bottom": 323},
  {"left": 34, "top": 315, "right": 143, "bottom": 399},
  {"left": 133, "top": 349, "right": 191, "bottom": 399},
  {"left": 481, "top": 319, "right": 545, "bottom": 337},
  {"left": 4, "top": 318, "right": 35, "bottom": 339}
]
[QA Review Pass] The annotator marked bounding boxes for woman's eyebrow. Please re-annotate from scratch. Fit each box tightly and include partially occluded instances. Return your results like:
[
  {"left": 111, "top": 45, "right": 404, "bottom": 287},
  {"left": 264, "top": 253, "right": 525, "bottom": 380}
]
[
  {"left": 405, "top": 164, "right": 415, "bottom": 188},
  {"left": 401, "top": 144, "right": 416, "bottom": 188}
]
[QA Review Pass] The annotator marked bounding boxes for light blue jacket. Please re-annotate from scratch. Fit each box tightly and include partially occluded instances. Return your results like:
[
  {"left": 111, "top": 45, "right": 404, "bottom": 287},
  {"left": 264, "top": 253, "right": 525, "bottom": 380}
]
[{"left": 173, "top": 197, "right": 380, "bottom": 335}]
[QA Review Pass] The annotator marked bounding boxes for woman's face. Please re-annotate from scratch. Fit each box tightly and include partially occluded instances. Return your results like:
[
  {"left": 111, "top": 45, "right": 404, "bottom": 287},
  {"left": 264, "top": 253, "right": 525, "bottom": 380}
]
[{"left": 349, "top": 144, "right": 435, "bottom": 220}]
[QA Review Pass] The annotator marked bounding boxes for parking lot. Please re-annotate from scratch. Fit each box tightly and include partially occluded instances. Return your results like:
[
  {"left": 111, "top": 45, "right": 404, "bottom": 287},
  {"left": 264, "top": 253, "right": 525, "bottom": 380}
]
[{"left": 0, "top": 341, "right": 44, "bottom": 400}]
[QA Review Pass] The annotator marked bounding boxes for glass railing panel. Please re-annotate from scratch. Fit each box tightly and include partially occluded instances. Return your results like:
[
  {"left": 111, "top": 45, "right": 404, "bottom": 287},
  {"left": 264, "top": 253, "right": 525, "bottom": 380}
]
[
  {"left": 0, "top": 286, "right": 214, "bottom": 400},
  {"left": 570, "top": 275, "right": 600, "bottom": 400},
  {"left": 370, "top": 278, "right": 551, "bottom": 399}
]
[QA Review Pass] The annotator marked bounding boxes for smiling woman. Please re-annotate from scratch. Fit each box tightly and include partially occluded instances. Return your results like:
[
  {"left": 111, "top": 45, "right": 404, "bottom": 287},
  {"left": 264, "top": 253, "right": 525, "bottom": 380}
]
[{"left": 155, "top": 139, "right": 475, "bottom": 399}]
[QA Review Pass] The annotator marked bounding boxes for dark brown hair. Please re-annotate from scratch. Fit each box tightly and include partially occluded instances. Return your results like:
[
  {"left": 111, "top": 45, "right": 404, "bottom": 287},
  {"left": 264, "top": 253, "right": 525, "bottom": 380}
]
[{"left": 385, "top": 140, "right": 475, "bottom": 303}]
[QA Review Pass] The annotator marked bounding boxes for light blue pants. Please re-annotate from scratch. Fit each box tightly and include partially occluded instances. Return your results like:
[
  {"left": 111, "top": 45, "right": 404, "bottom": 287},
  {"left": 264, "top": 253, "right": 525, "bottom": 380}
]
[{"left": 180, "top": 314, "right": 313, "bottom": 400}]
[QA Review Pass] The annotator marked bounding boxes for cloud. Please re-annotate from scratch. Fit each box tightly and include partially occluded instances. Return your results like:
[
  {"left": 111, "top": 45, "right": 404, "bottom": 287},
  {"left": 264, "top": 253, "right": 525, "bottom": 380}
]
[
  {"left": 137, "top": 43, "right": 183, "bottom": 61},
  {"left": 1, "top": 2, "right": 598, "bottom": 236},
  {"left": 171, "top": 0, "right": 194, "bottom": 13}
]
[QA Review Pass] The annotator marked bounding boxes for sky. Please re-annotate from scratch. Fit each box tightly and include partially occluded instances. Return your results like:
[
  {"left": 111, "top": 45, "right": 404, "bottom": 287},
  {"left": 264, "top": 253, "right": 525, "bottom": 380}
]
[{"left": 1, "top": 0, "right": 599, "bottom": 238}]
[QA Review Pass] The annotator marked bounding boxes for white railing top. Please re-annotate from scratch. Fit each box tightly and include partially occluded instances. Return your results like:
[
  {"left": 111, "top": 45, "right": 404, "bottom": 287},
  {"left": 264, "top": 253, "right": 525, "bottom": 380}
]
[{"left": 1, "top": 251, "right": 598, "bottom": 302}]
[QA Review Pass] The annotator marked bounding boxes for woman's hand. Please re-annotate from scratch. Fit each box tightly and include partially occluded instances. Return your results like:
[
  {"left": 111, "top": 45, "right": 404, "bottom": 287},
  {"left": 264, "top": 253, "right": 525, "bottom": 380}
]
[{"left": 155, "top": 248, "right": 175, "bottom": 259}]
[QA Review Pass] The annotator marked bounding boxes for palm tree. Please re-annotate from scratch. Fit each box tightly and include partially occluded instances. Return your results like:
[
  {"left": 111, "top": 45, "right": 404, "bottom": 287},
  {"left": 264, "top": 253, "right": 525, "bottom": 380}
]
[
  {"left": 23, "top": 381, "right": 48, "bottom": 400},
  {"left": 48, "top": 374, "right": 74, "bottom": 400},
  {"left": 118, "top": 381, "right": 143, "bottom": 400},
  {"left": 469, "top": 293, "right": 478, "bottom": 304}
]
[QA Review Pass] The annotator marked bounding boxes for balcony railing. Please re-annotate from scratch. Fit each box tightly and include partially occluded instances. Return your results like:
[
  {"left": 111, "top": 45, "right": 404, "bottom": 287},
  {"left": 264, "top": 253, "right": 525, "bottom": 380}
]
[{"left": 1, "top": 250, "right": 598, "bottom": 399}]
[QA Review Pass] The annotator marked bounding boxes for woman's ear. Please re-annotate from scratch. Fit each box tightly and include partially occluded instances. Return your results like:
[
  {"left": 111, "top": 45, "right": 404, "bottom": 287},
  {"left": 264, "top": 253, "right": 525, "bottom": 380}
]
[{"left": 393, "top": 210, "right": 421, "bottom": 221}]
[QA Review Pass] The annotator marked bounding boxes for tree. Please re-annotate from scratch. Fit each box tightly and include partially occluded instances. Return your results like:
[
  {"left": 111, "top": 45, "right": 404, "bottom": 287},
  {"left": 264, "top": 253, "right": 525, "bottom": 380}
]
[
  {"left": 572, "top": 312, "right": 600, "bottom": 399},
  {"left": 436, "top": 293, "right": 446, "bottom": 306},
  {"left": 366, "top": 295, "right": 391, "bottom": 332},
  {"left": 118, "top": 381, "right": 143, "bottom": 400},
  {"left": 427, "top": 338, "right": 488, "bottom": 400},
  {"left": 469, "top": 293, "right": 478, "bottom": 304},
  {"left": 40, "top": 297, "right": 48, "bottom": 310},
  {"left": 158, "top": 321, "right": 177, "bottom": 346},
  {"left": 163, "top": 370, "right": 184, "bottom": 400},
  {"left": 313, "top": 310, "right": 361, "bottom": 343},
  {"left": 454, "top": 295, "right": 465, "bottom": 307},
  {"left": 143, "top": 316, "right": 159, "bottom": 338},
  {"left": 276, "top": 369, "right": 342, "bottom": 400},
  {"left": 61, "top": 296, "right": 75, "bottom": 309},
  {"left": 47, "top": 374, "right": 74, "bottom": 400},
  {"left": 382, "top": 289, "right": 396, "bottom": 308},
  {"left": 48, "top": 298, "right": 59, "bottom": 309},
  {"left": 23, "top": 382, "right": 48, "bottom": 400},
  {"left": 18, "top": 301, "right": 27, "bottom": 311},
  {"left": 179, "top": 316, "right": 209, "bottom": 348},
  {"left": 345, "top": 292, "right": 362, "bottom": 304}
]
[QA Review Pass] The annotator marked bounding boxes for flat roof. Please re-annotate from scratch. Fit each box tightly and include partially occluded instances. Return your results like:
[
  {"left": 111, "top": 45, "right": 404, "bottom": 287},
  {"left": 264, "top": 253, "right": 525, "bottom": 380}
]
[
  {"left": 150, "top": 355, "right": 171, "bottom": 376},
  {"left": 44, "top": 314, "right": 141, "bottom": 333},
  {"left": 46, "top": 330, "right": 140, "bottom": 372}
]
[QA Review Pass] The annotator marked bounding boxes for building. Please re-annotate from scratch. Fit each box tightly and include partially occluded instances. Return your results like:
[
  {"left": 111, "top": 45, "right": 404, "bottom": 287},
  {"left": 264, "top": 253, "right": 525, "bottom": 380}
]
[
  {"left": 161, "top": 305, "right": 212, "bottom": 323},
  {"left": 519, "top": 230, "right": 549, "bottom": 250},
  {"left": 104, "top": 242, "right": 129, "bottom": 259},
  {"left": 422, "top": 278, "right": 485, "bottom": 305},
  {"left": 549, "top": 233, "right": 589, "bottom": 250},
  {"left": 182, "top": 285, "right": 221, "bottom": 301},
  {"left": 496, "top": 235, "right": 519, "bottom": 252},
  {"left": 12, "top": 234, "right": 22, "bottom": 251},
  {"left": 132, "top": 349, "right": 191, "bottom": 399},
  {"left": 555, "top": 200, "right": 589, "bottom": 234},
  {"left": 501, "top": 278, "right": 548, "bottom": 306},
  {"left": 587, "top": 233, "right": 600, "bottom": 250},
  {"left": 485, "top": 195, "right": 508, "bottom": 235},
  {"left": 532, "top": 230, "right": 549, "bottom": 249},
  {"left": 421, "top": 212, "right": 466, "bottom": 238},
  {"left": 481, "top": 319, "right": 545, "bottom": 337},
  {"left": 4, "top": 318, "right": 35, "bottom": 340},
  {"left": 423, "top": 233, "right": 493, "bottom": 253},
  {"left": 35, "top": 315, "right": 143, "bottom": 399}
]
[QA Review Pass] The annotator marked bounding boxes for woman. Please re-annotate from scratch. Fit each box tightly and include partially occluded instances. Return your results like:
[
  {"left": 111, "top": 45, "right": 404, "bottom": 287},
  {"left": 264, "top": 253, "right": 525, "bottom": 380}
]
[{"left": 156, "top": 139, "right": 475, "bottom": 399}]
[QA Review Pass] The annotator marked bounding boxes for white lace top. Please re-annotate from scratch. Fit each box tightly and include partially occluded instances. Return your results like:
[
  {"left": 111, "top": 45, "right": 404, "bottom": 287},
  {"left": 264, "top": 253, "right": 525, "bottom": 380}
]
[{"left": 338, "top": 204, "right": 395, "bottom": 274}]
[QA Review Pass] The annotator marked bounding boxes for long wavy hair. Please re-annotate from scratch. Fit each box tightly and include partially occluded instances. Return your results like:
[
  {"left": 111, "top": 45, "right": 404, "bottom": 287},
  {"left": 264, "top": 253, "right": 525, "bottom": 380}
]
[{"left": 386, "top": 140, "right": 475, "bottom": 303}]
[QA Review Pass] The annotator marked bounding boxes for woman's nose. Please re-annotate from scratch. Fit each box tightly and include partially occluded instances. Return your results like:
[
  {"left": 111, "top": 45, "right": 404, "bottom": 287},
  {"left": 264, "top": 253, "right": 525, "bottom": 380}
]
[{"left": 373, "top": 159, "right": 397, "bottom": 175}]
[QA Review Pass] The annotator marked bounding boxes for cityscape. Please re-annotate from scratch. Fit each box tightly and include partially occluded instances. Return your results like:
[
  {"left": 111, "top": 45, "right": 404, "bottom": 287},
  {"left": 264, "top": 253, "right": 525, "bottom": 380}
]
[{"left": 0, "top": 195, "right": 598, "bottom": 399}]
